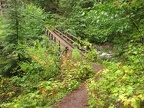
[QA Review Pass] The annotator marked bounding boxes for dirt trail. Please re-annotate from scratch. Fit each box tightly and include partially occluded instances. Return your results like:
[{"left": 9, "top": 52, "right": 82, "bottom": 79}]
[
  {"left": 56, "top": 63, "right": 103, "bottom": 108},
  {"left": 56, "top": 84, "right": 88, "bottom": 108}
]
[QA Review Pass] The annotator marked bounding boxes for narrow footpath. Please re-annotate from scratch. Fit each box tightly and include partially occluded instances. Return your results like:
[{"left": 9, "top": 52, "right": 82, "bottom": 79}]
[
  {"left": 57, "top": 84, "right": 88, "bottom": 108},
  {"left": 56, "top": 63, "right": 103, "bottom": 108}
]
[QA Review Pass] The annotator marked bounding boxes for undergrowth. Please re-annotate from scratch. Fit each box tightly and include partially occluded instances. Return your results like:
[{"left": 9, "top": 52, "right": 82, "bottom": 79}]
[
  {"left": 0, "top": 39, "right": 94, "bottom": 108},
  {"left": 87, "top": 43, "right": 144, "bottom": 108}
]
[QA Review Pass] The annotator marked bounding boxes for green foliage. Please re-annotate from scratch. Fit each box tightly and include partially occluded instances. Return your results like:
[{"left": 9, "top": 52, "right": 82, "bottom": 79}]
[
  {"left": 0, "top": 37, "right": 59, "bottom": 107},
  {"left": 83, "top": 2, "right": 131, "bottom": 43},
  {"left": 56, "top": 0, "right": 144, "bottom": 44},
  {"left": 0, "top": 2, "right": 47, "bottom": 76},
  {"left": 19, "top": 38, "right": 60, "bottom": 83},
  {"left": 87, "top": 40, "right": 143, "bottom": 108},
  {"left": 20, "top": 3, "right": 46, "bottom": 41},
  {"left": 0, "top": 17, "right": 5, "bottom": 46},
  {"left": 86, "top": 49, "right": 97, "bottom": 62},
  {"left": 1, "top": 91, "right": 48, "bottom": 108},
  {"left": 122, "top": 42, "right": 144, "bottom": 70},
  {"left": 72, "top": 48, "right": 81, "bottom": 61},
  {"left": 32, "top": 0, "right": 59, "bottom": 13},
  {"left": 1, "top": 33, "right": 95, "bottom": 107},
  {"left": 87, "top": 59, "right": 144, "bottom": 108},
  {"left": 1, "top": 78, "right": 76, "bottom": 108},
  {"left": 61, "top": 58, "right": 94, "bottom": 81},
  {"left": 1, "top": 51, "right": 94, "bottom": 107},
  {"left": 0, "top": 0, "right": 23, "bottom": 75},
  {"left": 0, "top": 76, "right": 22, "bottom": 104}
]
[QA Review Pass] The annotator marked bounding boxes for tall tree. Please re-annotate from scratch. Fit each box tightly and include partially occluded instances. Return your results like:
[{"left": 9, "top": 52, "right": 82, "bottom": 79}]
[
  {"left": 0, "top": 0, "right": 47, "bottom": 76},
  {"left": 0, "top": 0, "right": 23, "bottom": 75}
]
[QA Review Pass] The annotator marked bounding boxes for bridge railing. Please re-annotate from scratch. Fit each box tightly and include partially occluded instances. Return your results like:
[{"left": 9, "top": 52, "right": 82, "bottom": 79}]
[
  {"left": 54, "top": 29, "right": 75, "bottom": 46},
  {"left": 54, "top": 29, "right": 88, "bottom": 54}
]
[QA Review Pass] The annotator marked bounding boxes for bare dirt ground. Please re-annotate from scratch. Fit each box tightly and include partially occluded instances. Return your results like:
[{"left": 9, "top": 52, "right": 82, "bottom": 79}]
[
  {"left": 56, "top": 84, "right": 88, "bottom": 108},
  {"left": 56, "top": 63, "right": 103, "bottom": 108}
]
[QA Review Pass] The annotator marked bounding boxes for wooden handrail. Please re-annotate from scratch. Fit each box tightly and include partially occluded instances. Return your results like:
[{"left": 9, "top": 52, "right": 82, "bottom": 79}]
[
  {"left": 54, "top": 29, "right": 75, "bottom": 44},
  {"left": 54, "top": 29, "right": 82, "bottom": 43},
  {"left": 66, "top": 32, "right": 82, "bottom": 42},
  {"left": 55, "top": 29, "right": 88, "bottom": 53}
]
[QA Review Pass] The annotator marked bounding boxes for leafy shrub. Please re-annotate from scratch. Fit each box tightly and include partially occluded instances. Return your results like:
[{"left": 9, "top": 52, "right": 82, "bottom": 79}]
[
  {"left": 87, "top": 61, "right": 144, "bottom": 108},
  {"left": 0, "top": 77, "right": 22, "bottom": 104},
  {"left": 72, "top": 48, "right": 81, "bottom": 61},
  {"left": 86, "top": 49, "right": 97, "bottom": 62},
  {"left": 122, "top": 42, "right": 144, "bottom": 70},
  {"left": 61, "top": 56, "right": 94, "bottom": 81},
  {"left": 83, "top": 2, "right": 130, "bottom": 44},
  {"left": 18, "top": 37, "right": 60, "bottom": 82},
  {"left": 1, "top": 91, "right": 48, "bottom": 108},
  {"left": 1, "top": 52, "right": 94, "bottom": 107}
]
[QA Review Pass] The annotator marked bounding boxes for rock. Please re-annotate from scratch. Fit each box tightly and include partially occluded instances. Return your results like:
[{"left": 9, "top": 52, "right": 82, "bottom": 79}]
[{"left": 99, "top": 52, "right": 113, "bottom": 59}]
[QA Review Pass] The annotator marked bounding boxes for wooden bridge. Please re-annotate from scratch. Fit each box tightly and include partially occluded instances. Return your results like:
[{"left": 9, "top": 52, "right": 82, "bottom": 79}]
[{"left": 45, "top": 27, "right": 88, "bottom": 57}]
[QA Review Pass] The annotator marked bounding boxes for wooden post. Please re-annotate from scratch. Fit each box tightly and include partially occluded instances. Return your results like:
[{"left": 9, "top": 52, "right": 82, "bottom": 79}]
[
  {"left": 58, "top": 41, "right": 60, "bottom": 52},
  {"left": 49, "top": 32, "right": 51, "bottom": 40},
  {"left": 51, "top": 34, "right": 53, "bottom": 41},
  {"left": 65, "top": 47, "right": 68, "bottom": 56},
  {"left": 54, "top": 37, "right": 56, "bottom": 42},
  {"left": 49, "top": 33, "right": 52, "bottom": 40}
]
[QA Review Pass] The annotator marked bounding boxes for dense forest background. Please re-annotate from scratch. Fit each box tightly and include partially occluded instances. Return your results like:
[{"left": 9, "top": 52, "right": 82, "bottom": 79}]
[{"left": 0, "top": 0, "right": 144, "bottom": 108}]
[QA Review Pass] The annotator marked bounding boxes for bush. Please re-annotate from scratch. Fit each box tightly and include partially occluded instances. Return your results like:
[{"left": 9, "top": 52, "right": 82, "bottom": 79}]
[
  {"left": 87, "top": 60, "right": 144, "bottom": 108},
  {"left": 18, "top": 37, "right": 60, "bottom": 82}
]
